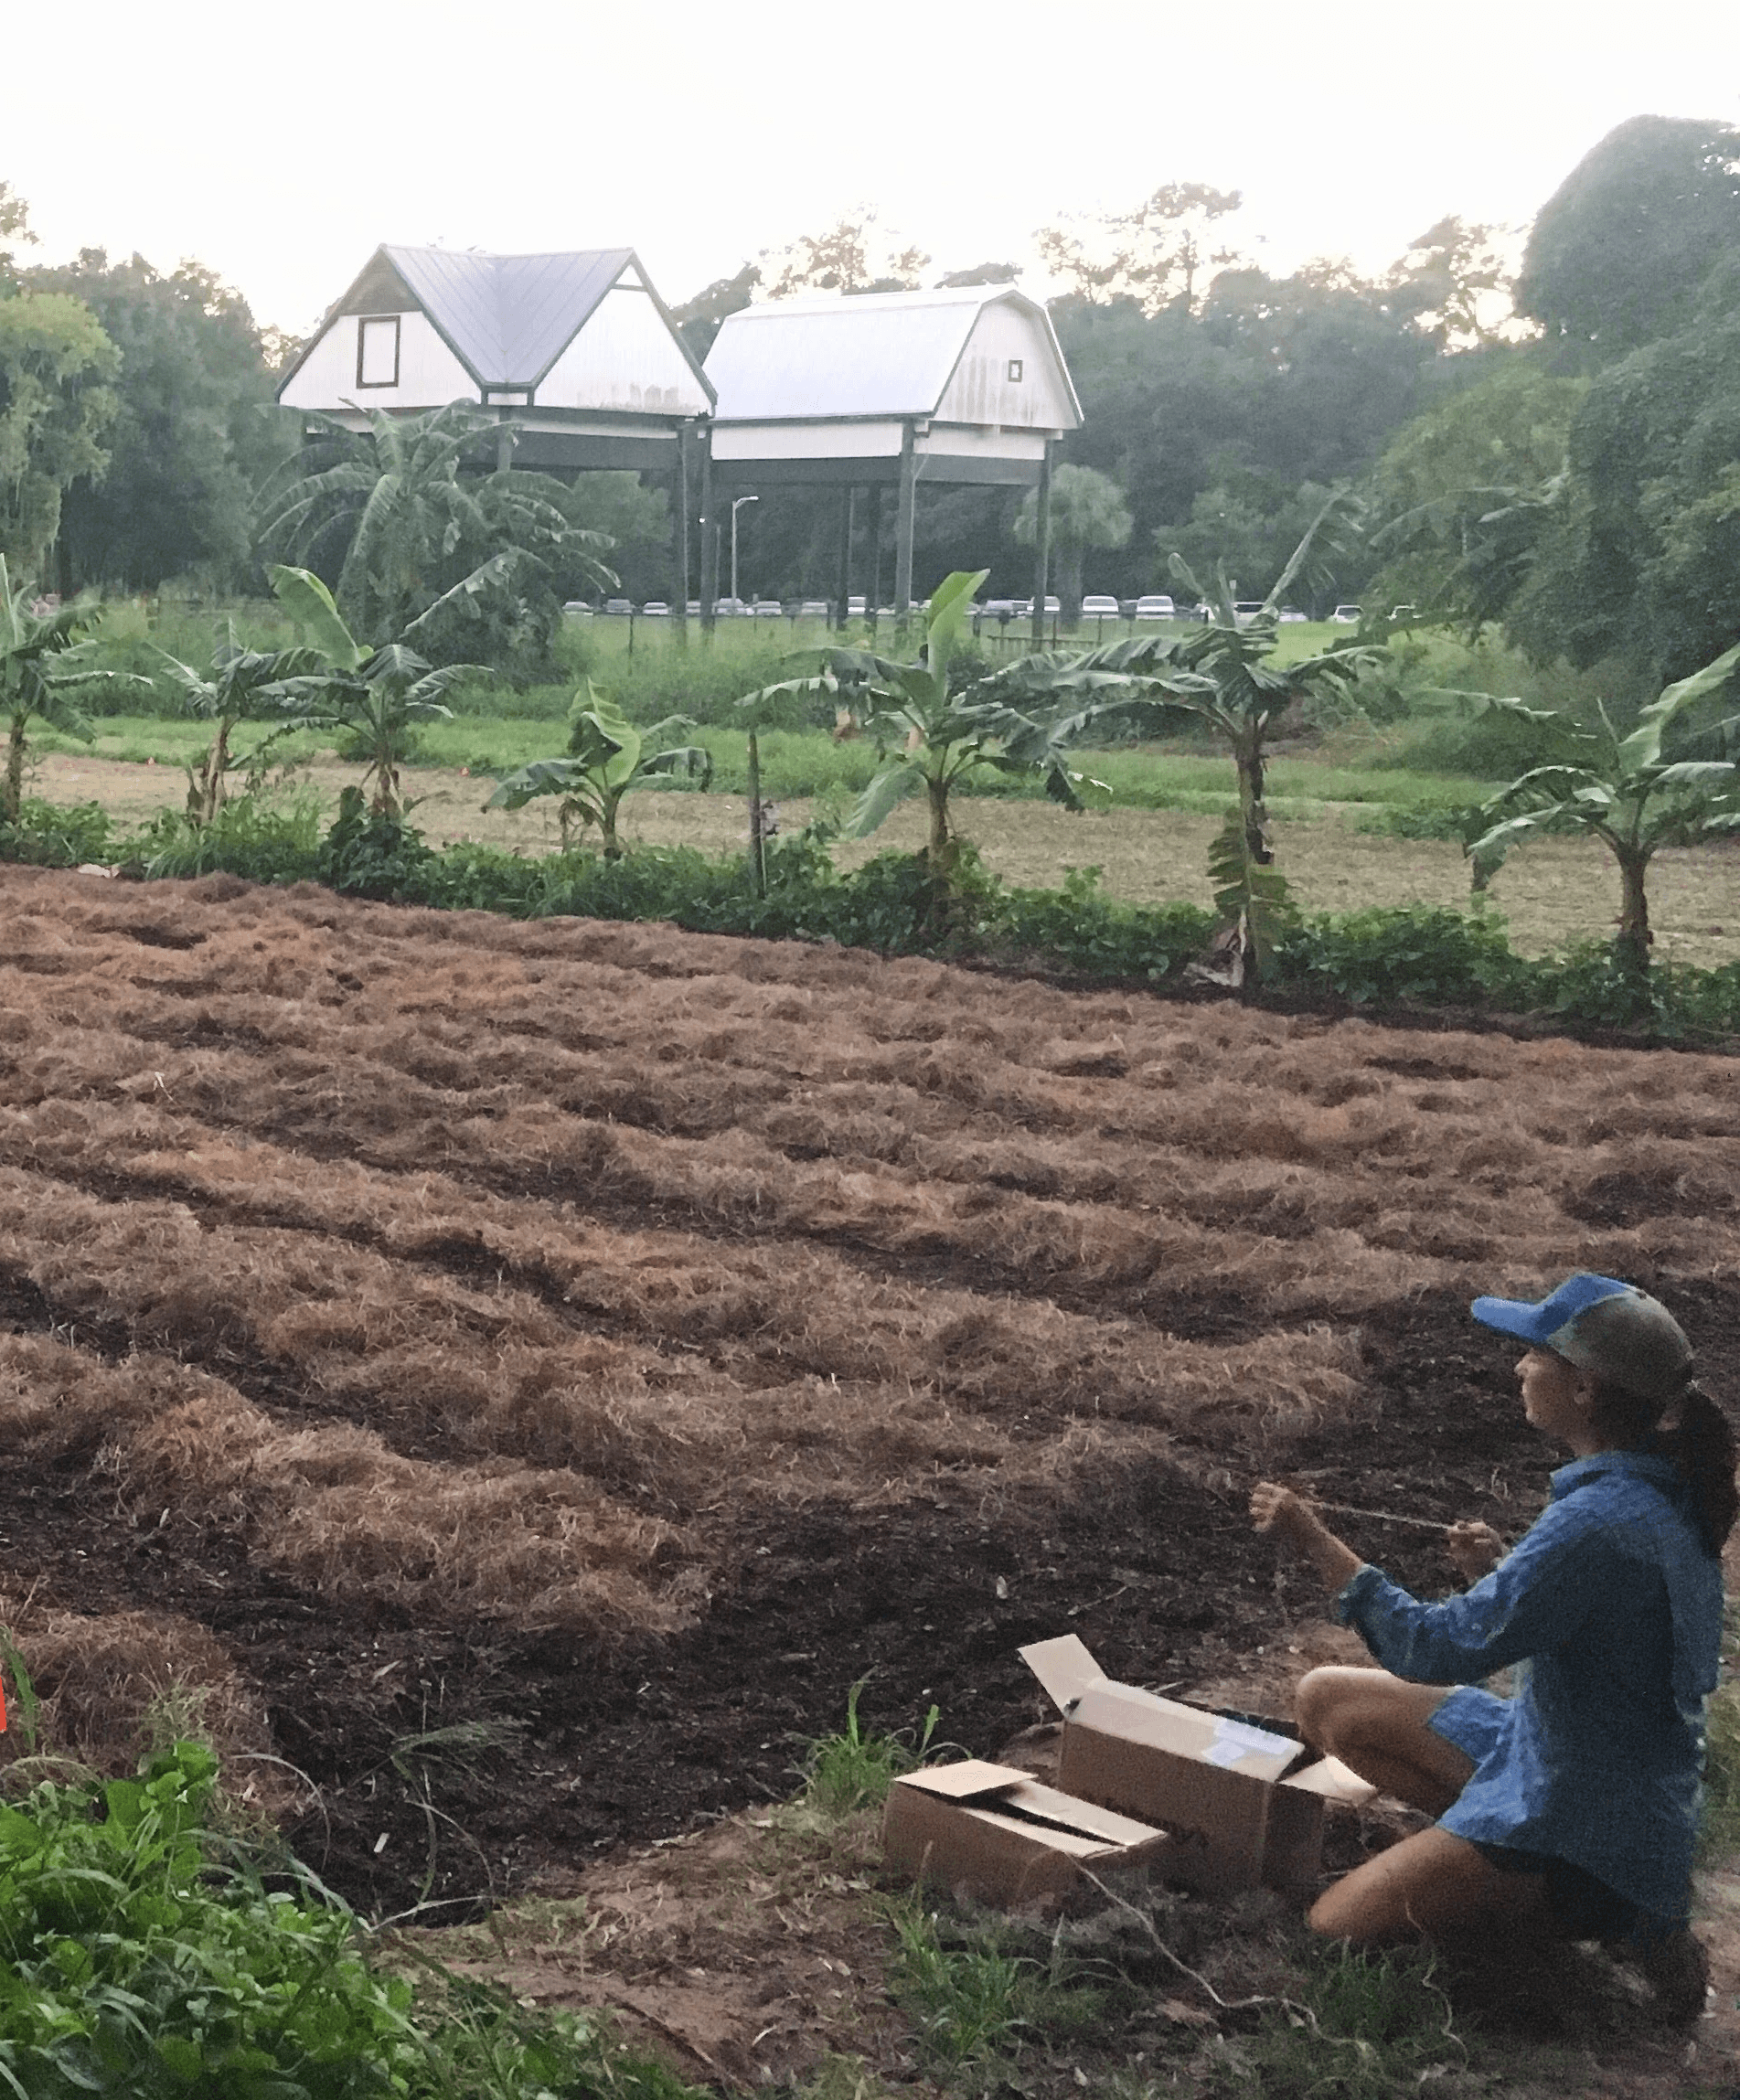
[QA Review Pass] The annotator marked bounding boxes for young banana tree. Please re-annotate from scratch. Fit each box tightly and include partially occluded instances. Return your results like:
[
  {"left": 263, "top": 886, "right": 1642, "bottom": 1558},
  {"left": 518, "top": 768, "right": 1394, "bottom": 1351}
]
[
  {"left": 1115, "top": 491, "right": 1377, "bottom": 974},
  {"left": 0, "top": 559, "right": 101, "bottom": 825},
  {"left": 486, "top": 682, "right": 711, "bottom": 856},
  {"left": 268, "top": 564, "right": 481, "bottom": 820},
  {"left": 1469, "top": 642, "right": 1740, "bottom": 975},
  {"left": 157, "top": 624, "right": 327, "bottom": 826},
  {"left": 742, "top": 569, "right": 1184, "bottom": 876}
]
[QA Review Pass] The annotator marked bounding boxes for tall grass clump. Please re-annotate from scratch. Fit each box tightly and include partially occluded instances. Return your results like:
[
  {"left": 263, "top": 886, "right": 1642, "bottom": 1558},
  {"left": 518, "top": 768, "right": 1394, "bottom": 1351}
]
[{"left": 802, "top": 1680, "right": 939, "bottom": 1815}]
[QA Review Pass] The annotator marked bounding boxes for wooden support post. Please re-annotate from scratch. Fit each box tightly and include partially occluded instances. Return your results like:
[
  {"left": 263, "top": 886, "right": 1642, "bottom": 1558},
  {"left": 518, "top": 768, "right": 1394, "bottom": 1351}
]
[
  {"left": 864, "top": 484, "right": 883, "bottom": 640},
  {"left": 672, "top": 422, "right": 691, "bottom": 645},
  {"left": 894, "top": 423, "right": 917, "bottom": 639},
  {"left": 699, "top": 439, "right": 718, "bottom": 640},
  {"left": 496, "top": 420, "right": 514, "bottom": 474},
  {"left": 835, "top": 485, "right": 855, "bottom": 629},
  {"left": 1030, "top": 439, "right": 1052, "bottom": 648}
]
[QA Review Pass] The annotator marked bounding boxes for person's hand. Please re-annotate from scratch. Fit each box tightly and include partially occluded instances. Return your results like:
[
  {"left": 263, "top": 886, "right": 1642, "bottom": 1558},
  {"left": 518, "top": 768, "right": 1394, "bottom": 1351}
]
[
  {"left": 1250, "top": 1481, "right": 1323, "bottom": 1552},
  {"left": 1446, "top": 1520, "right": 1504, "bottom": 1584},
  {"left": 1251, "top": 1480, "right": 1364, "bottom": 1596}
]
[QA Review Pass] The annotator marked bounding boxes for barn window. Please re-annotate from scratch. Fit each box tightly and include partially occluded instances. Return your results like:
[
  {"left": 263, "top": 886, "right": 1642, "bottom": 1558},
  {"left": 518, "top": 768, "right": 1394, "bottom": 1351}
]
[
  {"left": 1007, "top": 358, "right": 1024, "bottom": 382},
  {"left": 357, "top": 315, "right": 401, "bottom": 388}
]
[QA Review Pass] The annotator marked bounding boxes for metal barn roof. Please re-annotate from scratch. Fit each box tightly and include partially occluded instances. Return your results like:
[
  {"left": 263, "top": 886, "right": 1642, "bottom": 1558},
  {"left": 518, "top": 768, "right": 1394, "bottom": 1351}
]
[
  {"left": 381, "top": 245, "right": 636, "bottom": 389},
  {"left": 704, "top": 286, "right": 1082, "bottom": 424}
]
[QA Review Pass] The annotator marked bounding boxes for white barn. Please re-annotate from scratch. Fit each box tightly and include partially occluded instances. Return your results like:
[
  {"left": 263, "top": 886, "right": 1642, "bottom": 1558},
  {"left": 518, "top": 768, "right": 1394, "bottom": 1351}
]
[
  {"left": 277, "top": 245, "right": 714, "bottom": 474},
  {"left": 702, "top": 286, "right": 1083, "bottom": 629}
]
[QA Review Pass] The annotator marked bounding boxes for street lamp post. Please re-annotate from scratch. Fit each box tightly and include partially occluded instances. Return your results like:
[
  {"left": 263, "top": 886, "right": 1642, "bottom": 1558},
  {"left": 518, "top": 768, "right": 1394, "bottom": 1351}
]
[{"left": 731, "top": 494, "right": 758, "bottom": 606}]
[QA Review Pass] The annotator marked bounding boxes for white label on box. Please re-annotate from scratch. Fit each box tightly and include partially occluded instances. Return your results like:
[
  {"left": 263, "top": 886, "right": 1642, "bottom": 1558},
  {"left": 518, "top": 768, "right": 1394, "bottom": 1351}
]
[{"left": 1203, "top": 1716, "right": 1298, "bottom": 1770}]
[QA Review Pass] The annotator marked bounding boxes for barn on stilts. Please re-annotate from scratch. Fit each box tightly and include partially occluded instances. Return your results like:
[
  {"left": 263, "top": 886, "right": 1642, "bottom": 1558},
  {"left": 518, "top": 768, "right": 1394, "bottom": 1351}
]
[{"left": 700, "top": 285, "right": 1083, "bottom": 637}]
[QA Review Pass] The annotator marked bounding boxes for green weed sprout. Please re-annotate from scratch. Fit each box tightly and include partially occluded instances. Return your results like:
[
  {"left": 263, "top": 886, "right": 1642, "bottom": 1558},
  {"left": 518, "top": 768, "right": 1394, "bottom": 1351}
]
[{"left": 803, "top": 1679, "right": 939, "bottom": 1814}]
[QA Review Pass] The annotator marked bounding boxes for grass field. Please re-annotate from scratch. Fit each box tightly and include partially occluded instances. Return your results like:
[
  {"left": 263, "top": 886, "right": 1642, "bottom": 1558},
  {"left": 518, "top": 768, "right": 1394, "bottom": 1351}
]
[{"left": 0, "top": 864, "right": 1735, "bottom": 2093}]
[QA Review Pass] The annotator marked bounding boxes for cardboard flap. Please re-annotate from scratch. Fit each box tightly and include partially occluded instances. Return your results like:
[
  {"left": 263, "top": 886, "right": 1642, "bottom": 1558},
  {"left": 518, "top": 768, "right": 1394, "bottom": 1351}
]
[
  {"left": 1278, "top": 1754, "right": 1380, "bottom": 1805},
  {"left": 956, "top": 1805, "right": 1126, "bottom": 1860},
  {"left": 894, "top": 1760, "right": 1027, "bottom": 1800},
  {"left": 1019, "top": 1635, "right": 1105, "bottom": 1711},
  {"left": 997, "top": 1779, "right": 1167, "bottom": 1848},
  {"left": 1072, "top": 1686, "right": 1301, "bottom": 1782}
]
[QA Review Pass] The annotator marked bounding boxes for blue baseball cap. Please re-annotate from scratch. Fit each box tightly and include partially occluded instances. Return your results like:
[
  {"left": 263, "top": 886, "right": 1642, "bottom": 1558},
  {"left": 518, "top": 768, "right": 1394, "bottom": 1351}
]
[{"left": 1471, "top": 1274, "right": 1693, "bottom": 1402}]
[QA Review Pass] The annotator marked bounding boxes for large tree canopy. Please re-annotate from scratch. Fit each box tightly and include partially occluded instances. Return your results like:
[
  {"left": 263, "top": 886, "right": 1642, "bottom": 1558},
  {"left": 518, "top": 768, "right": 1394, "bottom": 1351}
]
[
  {"left": 1514, "top": 115, "right": 1740, "bottom": 363},
  {"left": 22, "top": 250, "right": 292, "bottom": 592},
  {"left": 0, "top": 291, "right": 118, "bottom": 581}
]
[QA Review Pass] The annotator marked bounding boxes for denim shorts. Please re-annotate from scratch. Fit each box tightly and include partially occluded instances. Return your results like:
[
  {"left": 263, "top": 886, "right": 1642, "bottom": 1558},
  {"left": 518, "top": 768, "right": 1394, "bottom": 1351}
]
[{"left": 1469, "top": 1840, "right": 1656, "bottom": 1945}]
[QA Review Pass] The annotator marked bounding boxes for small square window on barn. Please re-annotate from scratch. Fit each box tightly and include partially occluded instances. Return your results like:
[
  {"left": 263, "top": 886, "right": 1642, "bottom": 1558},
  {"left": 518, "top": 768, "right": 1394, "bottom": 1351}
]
[
  {"left": 1007, "top": 358, "right": 1024, "bottom": 382},
  {"left": 357, "top": 315, "right": 401, "bottom": 388}
]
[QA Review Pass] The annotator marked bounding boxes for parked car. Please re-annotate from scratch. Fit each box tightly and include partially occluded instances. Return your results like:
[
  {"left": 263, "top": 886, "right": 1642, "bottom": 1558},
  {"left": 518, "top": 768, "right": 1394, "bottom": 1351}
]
[
  {"left": 1276, "top": 607, "right": 1307, "bottom": 624},
  {"left": 1081, "top": 593, "right": 1121, "bottom": 619},
  {"left": 1134, "top": 594, "right": 1176, "bottom": 621},
  {"left": 1390, "top": 604, "right": 1420, "bottom": 623},
  {"left": 848, "top": 595, "right": 867, "bottom": 617},
  {"left": 711, "top": 596, "right": 749, "bottom": 617},
  {"left": 603, "top": 598, "right": 633, "bottom": 615},
  {"left": 981, "top": 598, "right": 1019, "bottom": 624},
  {"left": 640, "top": 601, "right": 670, "bottom": 617},
  {"left": 686, "top": 600, "right": 700, "bottom": 618},
  {"left": 561, "top": 601, "right": 594, "bottom": 616},
  {"left": 753, "top": 600, "right": 784, "bottom": 618},
  {"left": 1233, "top": 602, "right": 1265, "bottom": 626},
  {"left": 797, "top": 599, "right": 830, "bottom": 618},
  {"left": 1330, "top": 603, "right": 1362, "bottom": 624}
]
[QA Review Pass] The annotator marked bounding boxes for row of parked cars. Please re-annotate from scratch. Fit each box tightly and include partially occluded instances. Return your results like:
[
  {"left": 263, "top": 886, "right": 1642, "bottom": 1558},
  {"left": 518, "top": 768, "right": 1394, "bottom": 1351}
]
[{"left": 564, "top": 596, "right": 1371, "bottom": 625}]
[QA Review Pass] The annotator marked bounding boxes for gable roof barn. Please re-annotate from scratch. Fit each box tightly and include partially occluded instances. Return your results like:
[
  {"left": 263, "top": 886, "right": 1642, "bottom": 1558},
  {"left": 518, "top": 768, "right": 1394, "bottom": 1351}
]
[{"left": 278, "top": 244, "right": 713, "bottom": 472}]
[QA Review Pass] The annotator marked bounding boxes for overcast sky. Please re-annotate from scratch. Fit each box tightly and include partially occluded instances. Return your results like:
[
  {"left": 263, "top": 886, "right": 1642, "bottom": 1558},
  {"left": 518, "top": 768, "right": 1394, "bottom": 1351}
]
[{"left": 8, "top": 0, "right": 1739, "bottom": 335}]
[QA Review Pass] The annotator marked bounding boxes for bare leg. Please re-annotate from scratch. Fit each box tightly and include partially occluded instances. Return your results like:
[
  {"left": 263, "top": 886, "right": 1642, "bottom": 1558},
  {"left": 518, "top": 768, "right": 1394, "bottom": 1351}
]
[
  {"left": 1308, "top": 1826, "right": 1553, "bottom": 1945},
  {"left": 1296, "top": 1667, "right": 1475, "bottom": 1818}
]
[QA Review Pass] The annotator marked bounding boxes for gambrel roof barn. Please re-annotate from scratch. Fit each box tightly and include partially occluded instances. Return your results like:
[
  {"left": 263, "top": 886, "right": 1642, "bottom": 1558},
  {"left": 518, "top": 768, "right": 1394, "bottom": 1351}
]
[
  {"left": 704, "top": 285, "right": 1082, "bottom": 487},
  {"left": 277, "top": 245, "right": 713, "bottom": 472}
]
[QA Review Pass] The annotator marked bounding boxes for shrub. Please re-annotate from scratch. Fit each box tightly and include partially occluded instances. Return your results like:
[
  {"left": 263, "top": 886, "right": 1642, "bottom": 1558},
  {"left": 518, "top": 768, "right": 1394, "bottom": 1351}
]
[
  {"left": 1274, "top": 905, "right": 1521, "bottom": 1007},
  {"left": 0, "top": 797, "right": 116, "bottom": 868},
  {"left": 136, "top": 794, "right": 323, "bottom": 885}
]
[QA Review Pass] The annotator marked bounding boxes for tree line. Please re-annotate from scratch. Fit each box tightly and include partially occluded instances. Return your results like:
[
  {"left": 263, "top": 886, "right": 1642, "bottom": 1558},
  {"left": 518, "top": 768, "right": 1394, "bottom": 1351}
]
[{"left": 1, "top": 112, "right": 1738, "bottom": 698}]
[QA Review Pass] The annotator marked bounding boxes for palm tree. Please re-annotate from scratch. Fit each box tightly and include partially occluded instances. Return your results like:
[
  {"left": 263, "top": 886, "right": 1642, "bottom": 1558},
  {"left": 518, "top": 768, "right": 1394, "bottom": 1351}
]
[
  {"left": 1014, "top": 464, "right": 1133, "bottom": 625},
  {"left": 1470, "top": 642, "right": 1740, "bottom": 976},
  {"left": 254, "top": 403, "right": 615, "bottom": 648},
  {"left": 0, "top": 560, "right": 100, "bottom": 824}
]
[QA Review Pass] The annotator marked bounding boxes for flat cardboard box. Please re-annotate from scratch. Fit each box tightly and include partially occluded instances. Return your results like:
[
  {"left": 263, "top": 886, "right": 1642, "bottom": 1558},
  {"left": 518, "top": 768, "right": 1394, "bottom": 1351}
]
[
  {"left": 1019, "top": 1635, "right": 1377, "bottom": 1896},
  {"left": 882, "top": 1758, "right": 1173, "bottom": 1909}
]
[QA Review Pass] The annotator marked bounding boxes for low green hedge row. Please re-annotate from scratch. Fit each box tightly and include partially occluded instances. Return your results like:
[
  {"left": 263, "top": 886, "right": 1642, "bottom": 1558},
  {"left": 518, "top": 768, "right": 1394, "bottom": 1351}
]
[{"left": 6, "top": 796, "right": 1737, "bottom": 1040}]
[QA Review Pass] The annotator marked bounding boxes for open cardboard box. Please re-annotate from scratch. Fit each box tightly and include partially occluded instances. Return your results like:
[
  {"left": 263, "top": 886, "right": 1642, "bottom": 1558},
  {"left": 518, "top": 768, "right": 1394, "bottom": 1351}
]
[
  {"left": 883, "top": 1758, "right": 1173, "bottom": 1909},
  {"left": 1020, "top": 1635, "right": 1377, "bottom": 1897}
]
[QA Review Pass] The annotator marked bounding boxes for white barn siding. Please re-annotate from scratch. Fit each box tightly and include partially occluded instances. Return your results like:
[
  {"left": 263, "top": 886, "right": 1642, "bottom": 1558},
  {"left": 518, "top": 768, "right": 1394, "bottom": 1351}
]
[
  {"left": 711, "top": 420, "right": 905, "bottom": 463},
  {"left": 279, "top": 310, "right": 477, "bottom": 413},
  {"left": 935, "top": 303, "right": 1073, "bottom": 431},
  {"left": 537, "top": 282, "right": 710, "bottom": 415}
]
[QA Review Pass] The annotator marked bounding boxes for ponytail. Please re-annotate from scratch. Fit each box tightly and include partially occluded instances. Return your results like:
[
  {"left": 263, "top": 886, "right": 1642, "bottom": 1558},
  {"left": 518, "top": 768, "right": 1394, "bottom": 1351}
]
[
  {"left": 1666, "top": 1381, "right": 1739, "bottom": 1558},
  {"left": 1591, "top": 1375, "right": 1739, "bottom": 1557}
]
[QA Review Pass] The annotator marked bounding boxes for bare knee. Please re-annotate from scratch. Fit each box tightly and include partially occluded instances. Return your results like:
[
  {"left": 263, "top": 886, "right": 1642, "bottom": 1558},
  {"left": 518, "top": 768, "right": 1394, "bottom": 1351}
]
[{"left": 1295, "top": 1666, "right": 1368, "bottom": 1754}]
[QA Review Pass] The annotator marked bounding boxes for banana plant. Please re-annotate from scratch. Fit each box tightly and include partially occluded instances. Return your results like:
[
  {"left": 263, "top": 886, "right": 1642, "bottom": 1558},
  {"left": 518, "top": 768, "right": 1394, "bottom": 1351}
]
[
  {"left": 0, "top": 559, "right": 101, "bottom": 824},
  {"left": 486, "top": 682, "right": 711, "bottom": 856},
  {"left": 268, "top": 564, "right": 482, "bottom": 820},
  {"left": 1469, "top": 642, "right": 1740, "bottom": 975},
  {"left": 156, "top": 624, "right": 328, "bottom": 826},
  {"left": 740, "top": 570, "right": 1189, "bottom": 875}
]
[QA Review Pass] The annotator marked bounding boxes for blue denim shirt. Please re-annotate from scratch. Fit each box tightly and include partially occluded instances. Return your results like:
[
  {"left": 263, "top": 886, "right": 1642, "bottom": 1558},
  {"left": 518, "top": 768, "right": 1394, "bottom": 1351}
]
[{"left": 1333, "top": 1450, "right": 1723, "bottom": 1920}]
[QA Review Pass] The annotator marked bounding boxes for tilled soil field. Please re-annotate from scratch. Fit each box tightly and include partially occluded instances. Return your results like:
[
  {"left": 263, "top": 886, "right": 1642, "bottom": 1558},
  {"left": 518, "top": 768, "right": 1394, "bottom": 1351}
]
[{"left": 0, "top": 863, "right": 1736, "bottom": 1925}]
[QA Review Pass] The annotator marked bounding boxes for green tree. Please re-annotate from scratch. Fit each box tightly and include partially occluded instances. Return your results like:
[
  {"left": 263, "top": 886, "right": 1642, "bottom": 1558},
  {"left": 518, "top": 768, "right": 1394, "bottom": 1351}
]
[
  {"left": 1363, "top": 363, "right": 1585, "bottom": 628},
  {"left": 1014, "top": 464, "right": 1132, "bottom": 622},
  {"left": 22, "top": 251, "right": 292, "bottom": 592},
  {"left": 762, "top": 211, "right": 929, "bottom": 298},
  {"left": 486, "top": 682, "right": 711, "bottom": 855},
  {"left": 1128, "top": 494, "right": 1375, "bottom": 973},
  {"left": 749, "top": 570, "right": 1194, "bottom": 874},
  {"left": 155, "top": 624, "right": 326, "bottom": 826},
  {"left": 0, "top": 555, "right": 98, "bottom": 822},
  {"left": 1038, "top": 184, "right": 1244, "bottom": 314},
  {"left": 255, "top": 403, "right": 615, "bottom": 667},
  {"left": 0, "top": 293, "right": 118, "bottom": 579},
  {"left": 1515, "top": 115, "right": 1740, "bottom": 364},
  {"left": 267, "top": 563, "right": 477, "bottom": 819},
  {"left": 1470, "top": 644, "right": 1740, "bottom": 975}
]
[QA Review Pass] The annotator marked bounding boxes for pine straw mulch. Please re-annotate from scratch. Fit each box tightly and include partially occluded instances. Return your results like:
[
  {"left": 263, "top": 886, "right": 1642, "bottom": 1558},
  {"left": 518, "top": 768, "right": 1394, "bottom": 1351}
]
[{"left": 0, "top": 860, "right": 1736, "bottom": 2068}]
